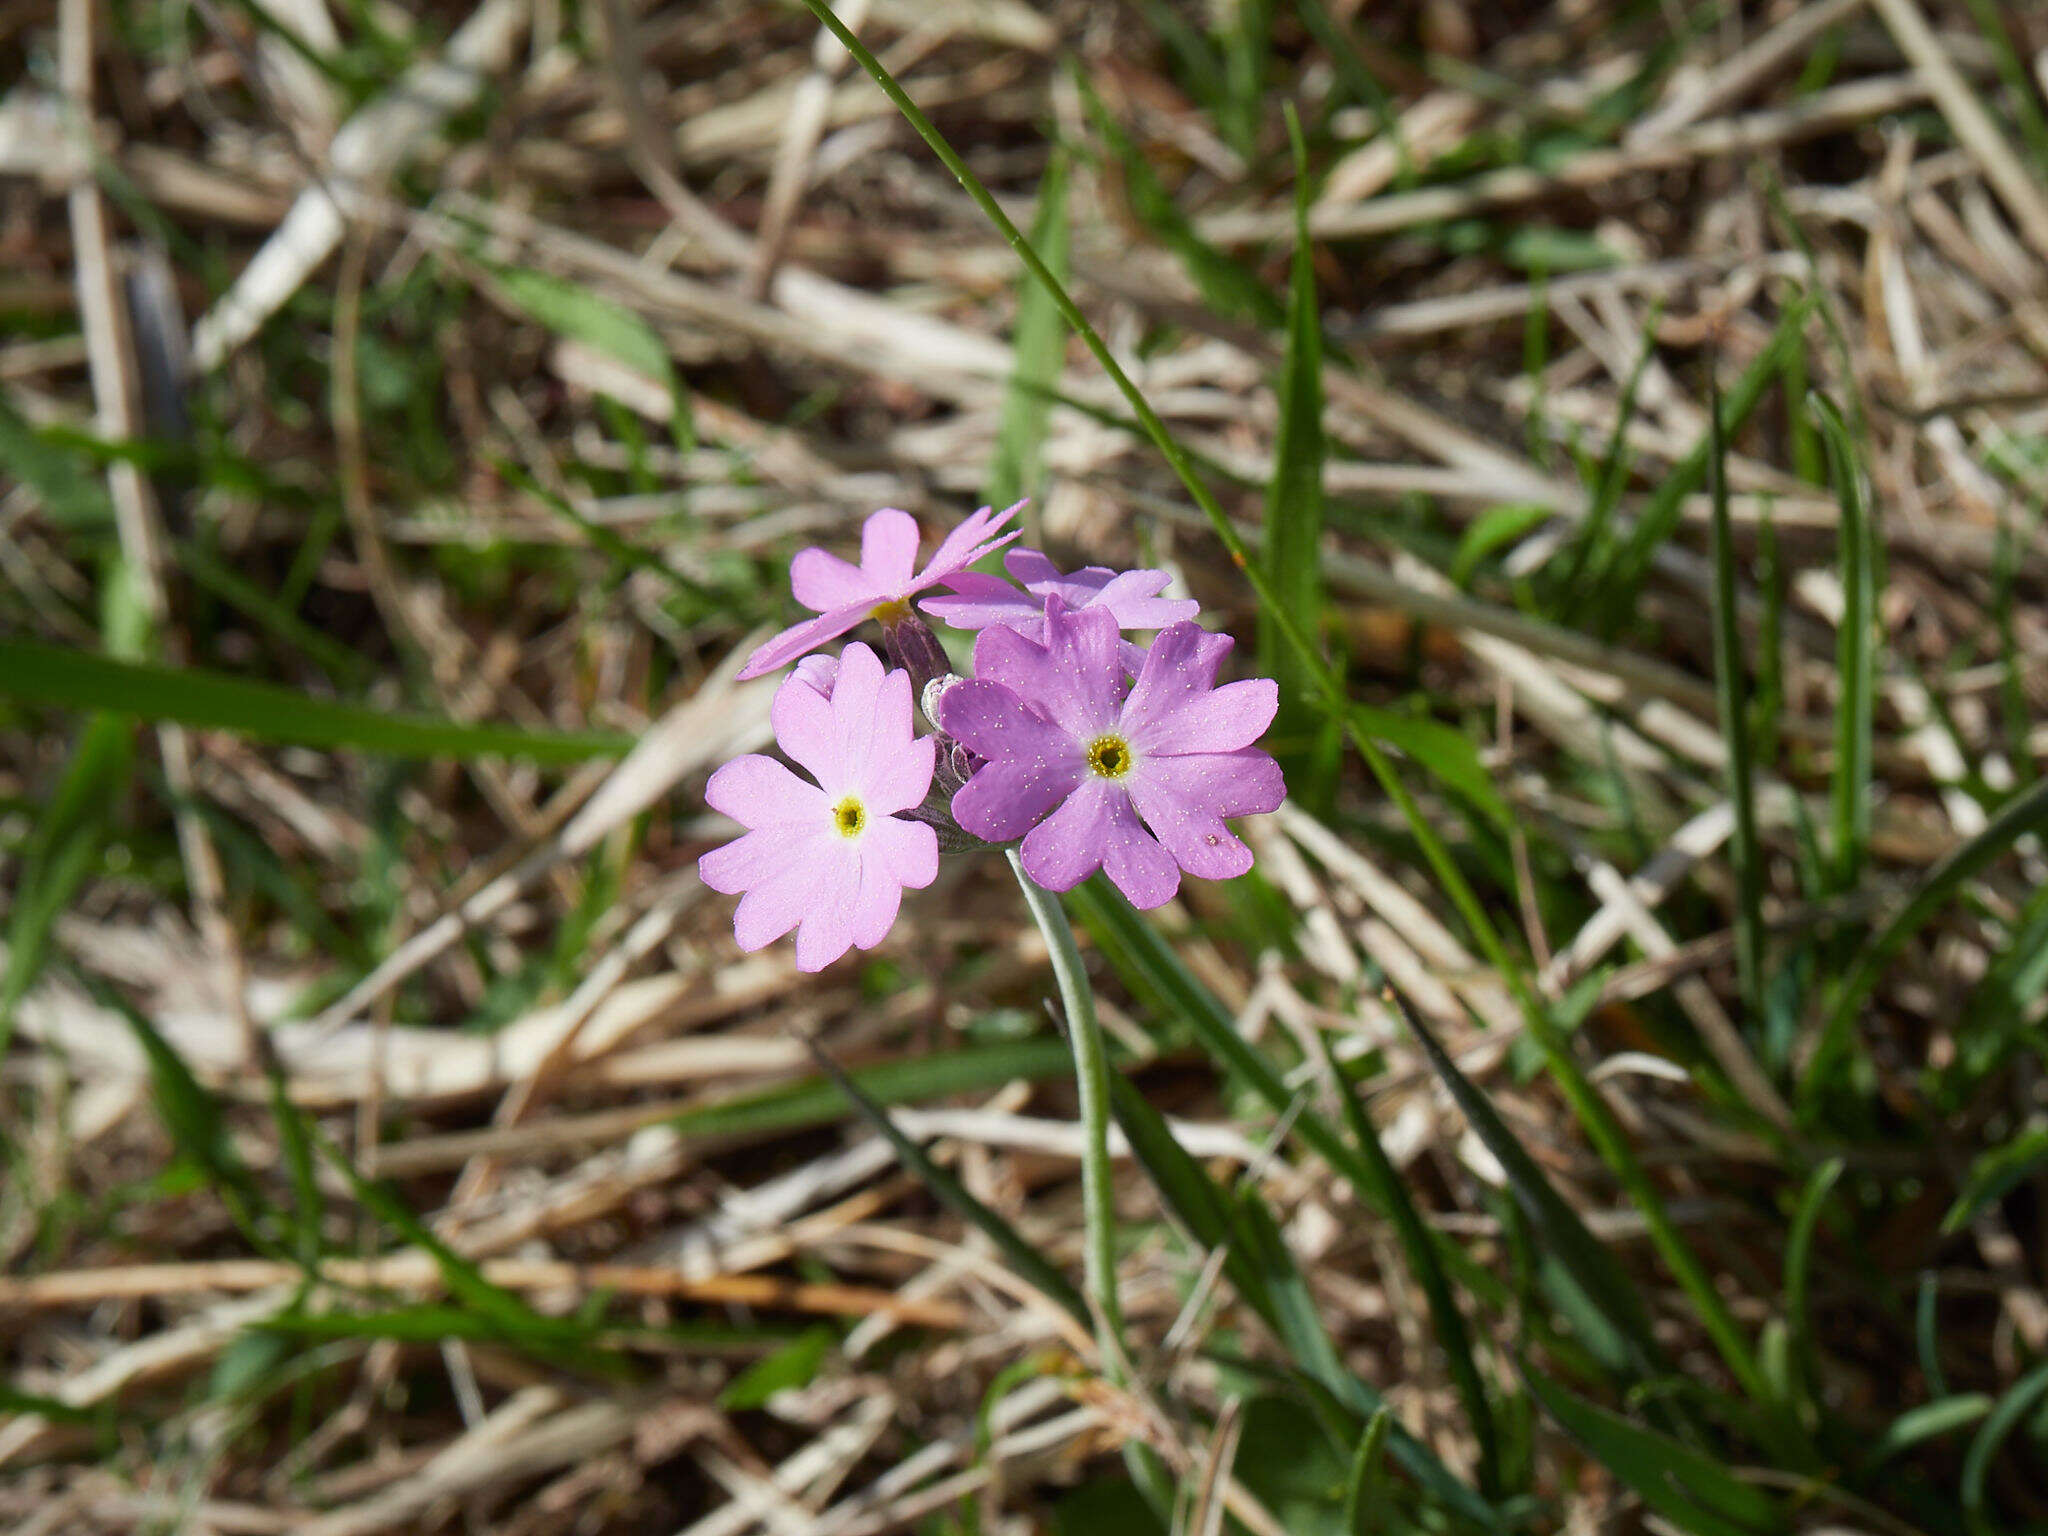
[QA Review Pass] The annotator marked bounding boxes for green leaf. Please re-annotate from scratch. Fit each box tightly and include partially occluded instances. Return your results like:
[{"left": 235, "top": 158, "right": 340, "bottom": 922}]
[
  {"left": 1262, "top": 109, "right": 1329, "bottom": 793},
  {"left": 1942, "top": 1126, "right": 2048, "bottom": 1235},
  {"left": 1522, "top": 1369, "right": 1785, "bottom": 1536},
  {"left": 719, "top": 1327, "right": 833, "bottom": 1409},
  {"left": 1782, "top": 1156, "right": 1841, "bottom": 1418},
  {"left": 1863, "top": 1394, "right": 1993, "bottom": 1469},
  {"left": 0, "top": 640, "right": 632, "bottom": 762},
  {"left": 1351, "top": 702, "right": 1509, "bottom": 830},
  {"left": 662, "top": 1038, "right": 1073, "bottom": 1146},
  {"left": 1313, "top": 1029, "right": 1499, "bottom": 1496},
  {"left": 986, "top": 147, "right": 1070, "bottom": 514},
  {"left": 1451, "top": 503, "right": 1552, "bottom": 588},
  {"left": 488, "top": 264, "right": 692, "bottom": 448},
  {"left": 0, "top": 393, "right": 116, "bottom": 529}
]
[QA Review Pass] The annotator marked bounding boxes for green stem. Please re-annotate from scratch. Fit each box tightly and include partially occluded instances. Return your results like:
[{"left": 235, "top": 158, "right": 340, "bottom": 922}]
[{"left": 1007, "top": 851, "right": 1174, "bottom": 1514}]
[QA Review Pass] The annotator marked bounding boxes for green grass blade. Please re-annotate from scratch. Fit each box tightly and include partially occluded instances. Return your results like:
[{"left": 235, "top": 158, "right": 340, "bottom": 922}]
[
  {"left": 985, "top": 146, "right": 1070, "bottom": 518},
  {"left": 1076, "top": 71, "right": 1282, "bottom": 329},
  {"left": 1782, "top": 1156, "right": 1841, "bottom": 1420},
  {"left": 1592, "top": 296, "right": 1813, "bottom": 627},
  {"left": 0, "top": 640, "right": 633, "bottom": 762},
  {"left": 1941, "top": 1127, "right": 2048, "bottom": 1236},
  {"left": 1313, "top": 1027, "right": 1500, "bottom": 1495},
  {"left": 806, "top": 1032, "right": 1089, "bottom": 1328},
  {"left": 1961, "top": 1360, "right": 2048, "bottom": 1525},
  {"left": 487, "top": 262, "right": 692, "bottom": 449},
  {"left": 1811, "top": 393, "right": 1876, "bottom": 895},
  {"left": 1804, "top": 774, "right": 2048, "bottom": 1102},
  {"left": 1344, "top": 1407, "right": 1394, "bottom": 1536},
  {"left": 1522, "top": 1368, "right": 1787, "bottom": 1536},
  {"left": 1706, "top": 366, "right": 1766, "bottom": 1020},
  {"left": 1264, "top": 109, "right": 1331, "bottom": 796},
  {"left": 1385, "top": 989, "right": 1665, "bottom": 1383}
]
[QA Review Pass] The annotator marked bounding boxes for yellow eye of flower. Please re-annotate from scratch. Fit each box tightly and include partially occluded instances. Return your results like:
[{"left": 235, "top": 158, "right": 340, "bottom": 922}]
[
  {"left": 1086, "top": 735, "right": 1133, "bottom": 779},
  {"left": 869, "top": 598, "right": 913, "bottom": 627},
  {"left": 832, "top": 796, "right": 867, "bottom": 837}
]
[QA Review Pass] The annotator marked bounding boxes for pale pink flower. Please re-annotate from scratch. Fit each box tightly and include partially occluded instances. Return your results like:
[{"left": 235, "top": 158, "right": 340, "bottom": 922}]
[
  {"left": 700, "top": 644, "right": 938, "bottom": 969},
  {"left": 737, "top": 503, "right": 1023, "bottom": 681}
]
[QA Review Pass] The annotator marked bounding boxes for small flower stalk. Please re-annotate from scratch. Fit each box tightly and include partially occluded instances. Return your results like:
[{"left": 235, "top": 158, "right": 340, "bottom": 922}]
[{"left": 699, "top": 503, "right": 1285, "bottom": 969}]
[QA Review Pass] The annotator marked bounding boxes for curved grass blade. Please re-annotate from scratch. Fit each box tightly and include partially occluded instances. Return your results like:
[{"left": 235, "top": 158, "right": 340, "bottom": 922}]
[
  {"left": 1803, "top": 773, "right": 2048, "bottom": 1101},
  {"left": 1344, "top": 1407, "right": 1394, "bottom": 1536},
  {"left": 1961, "top": 1360, "right": 2048, "bottom": 1526},
  {"left": 1312, "top": 1028, "right": 1500, "bottom": 1495},
  {"left": 1384, "top": 988, "right": 1664, "bottom": 1383},
  {"left": 1782, "top": 1156, "right": 1842, "bottom": 1420},
  {"left": 805, "top": 1031, "right": 1088, "bottom": 1329},
  {"left": 1522, "top": 1368, "right": 1787, "bottom": 1536},
  {"left": 0, "top": 639, "right": 633, "bottom": 762}
]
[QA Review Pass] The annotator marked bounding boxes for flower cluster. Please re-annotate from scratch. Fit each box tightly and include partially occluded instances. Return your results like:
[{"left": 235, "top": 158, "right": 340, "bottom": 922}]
[{"left": 700, "top": 503, "right": 1284, "bottom": 969}]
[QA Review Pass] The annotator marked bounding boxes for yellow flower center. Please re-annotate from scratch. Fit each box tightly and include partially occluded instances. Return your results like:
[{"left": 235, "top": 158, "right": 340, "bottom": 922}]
[
  {"left": 869, "top": 598, "right": 913, "bottom": 628},
  {"left": 1086, "top": 734, "right": 1134, "bottom": 780},
  {"left": 832, "top": 796, "right": 867, "bottom": 838}
]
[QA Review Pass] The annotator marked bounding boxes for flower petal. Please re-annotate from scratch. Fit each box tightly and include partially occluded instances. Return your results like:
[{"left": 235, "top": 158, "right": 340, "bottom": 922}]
[
  {"left": 847, "top": 817, "right": 939, "bottom": 950},
  {"left": 972, "top": 598, "right": 1124, "bottom": 742},
  {"left": 770, "top": 665, "right": 843, "bottom": 787},
  {"left": 938, "top": 677, "right": 1075, "bottom": 765},
  {"left": 952, "top": 755, "right": 1085, "bottom": 841},
  {"left": 919, "top": 571, "right": 1041, "bottom": 632},
  {"left": 699, "top": 820, "right": 820, "bottom": 899},
  {"left": 913, "top": 500, "right": 1024, "bottom": 588},
  {"left": 738, "top": 605, "right": 870, "bottom": 681},
  {"left": 1003, "top": 548, "right": 1061, "bottom": 587},
  {"left": 1138, "top": 748, "right": 1286, "bottom": 818},
  {"left": 1118, "top": 622, "right": 1257, "bottom": 751},
  {"left": 860, "top": 508, "right": 923, "bottom": 591},
  {"left": 790, "top": 547, "right": 879, "bottom": 613},
  {"left": 1099, "top": 807, "right": 1183, "bottom": 909},
  {"left": 1131, "top": 677, "right": 1279, "bottom": 755},
  {"left": 861, "top": 699, "right": 935, "bottom": 815},
  {"left": 791, "top": 841, "right": 863, "bottom": 970},
  {"left": 1087, "top": 569, "right": 1201, "bottom": 631},
  {"left": 821, "top": 641, "right": 887, "bottom": 795},
  {"left": 1127, "top": 773, "right": 1254, "bottom": 882},
  {"left": 1018, "top": 777, "right": 1115, "bottom": 891},
  {"left": 703, "top": 754, "right": 827, "bottom": 829}
]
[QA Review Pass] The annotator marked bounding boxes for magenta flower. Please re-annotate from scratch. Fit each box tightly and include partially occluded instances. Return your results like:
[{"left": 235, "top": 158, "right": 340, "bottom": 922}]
[
  {"left": 737, "top": 503, "right": 1024, "bottom": 680},
  {"left": 921, "top": 549, "right": 1198, "bottom": 645},
  {"left": 700, "top": 644, "right": 938, "bottom": 970},
  {"left": 938, "top": 599, "right": 1283, "bottom": 909}
]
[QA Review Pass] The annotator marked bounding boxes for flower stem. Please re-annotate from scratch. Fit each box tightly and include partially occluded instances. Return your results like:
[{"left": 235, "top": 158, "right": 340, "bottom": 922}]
[
  {"left": 1006, "top": 852, "right": 1174, "bottom": 1513},
  {"left": 1007, "top": 852, "right": 1122, "bottom": 1343}
]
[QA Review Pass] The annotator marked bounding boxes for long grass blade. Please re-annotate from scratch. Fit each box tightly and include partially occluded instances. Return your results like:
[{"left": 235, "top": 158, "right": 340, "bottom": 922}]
[
  {"left": 1811, "top": 393, "right": 1876, "bottom": 895},
  {"left": 0, "top": 639, "right": 633, "bottom": 761},
  {"left": 986, "top": 146, "right": 1070, "bottom": 518},
  {"left": 1706, "top": 365, "right": 1766, "bottom": 1021}
]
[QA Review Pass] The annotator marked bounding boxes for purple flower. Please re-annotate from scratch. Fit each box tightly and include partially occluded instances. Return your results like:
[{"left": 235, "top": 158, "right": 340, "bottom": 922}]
[
  {"left": 737, "top": 503, "right": 1024, "bottom": 681},
  {"left": 921, "top": 549, "right": 1198, "bottom": 646},
  {"left": 700, "top": 643, "right": 938, "bottom": 970},
  {"left": 938, "top": 599, "right": 1283, "bottom": 909}
]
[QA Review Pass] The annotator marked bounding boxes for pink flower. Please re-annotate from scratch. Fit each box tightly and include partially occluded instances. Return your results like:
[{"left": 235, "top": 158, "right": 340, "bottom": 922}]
[
  {"left": 700, "top": 644, "right": 939, "bottom": 970},
  {"left": 938, "top": 599, "right": 1283, "bottom": 909},
  {"left": 737, "top": 503, "right": 1024, "bottom": 681},
  {"left": 920, "top": 549, "right": 1198, "bottom": 646}
]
